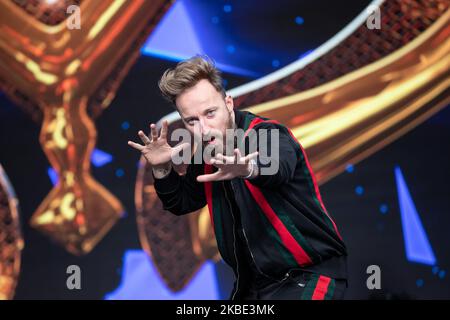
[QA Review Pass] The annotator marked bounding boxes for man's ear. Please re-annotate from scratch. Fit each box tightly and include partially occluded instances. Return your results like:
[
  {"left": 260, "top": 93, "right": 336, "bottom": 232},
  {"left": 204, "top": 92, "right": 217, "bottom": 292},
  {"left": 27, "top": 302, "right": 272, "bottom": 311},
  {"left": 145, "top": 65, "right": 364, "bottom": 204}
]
[{"left": 225, "top": 95, "right": 234, "bottom": 112}]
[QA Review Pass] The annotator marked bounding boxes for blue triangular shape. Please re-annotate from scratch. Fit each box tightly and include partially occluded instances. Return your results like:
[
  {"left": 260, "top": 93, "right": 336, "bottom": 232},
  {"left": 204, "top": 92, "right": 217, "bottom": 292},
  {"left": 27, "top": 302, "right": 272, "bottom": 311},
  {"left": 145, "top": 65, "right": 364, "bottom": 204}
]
[
  {"left": 395, "top": 166, "right": 436, "bottom": 265},
  {"left": 140, "top": 2, "right": 260, "bottom": 78},
  {"left": 91, "top": 148, "right": 113, "bottom": 167},
  {"left": 141, "top": 1, "right": 204, "bottom": 61},
  {"left": 47, "top": 167, "right": 58, "bottom": 185},
  {"left": 104, "top": 250, "right": 219, "bottom": 300}
]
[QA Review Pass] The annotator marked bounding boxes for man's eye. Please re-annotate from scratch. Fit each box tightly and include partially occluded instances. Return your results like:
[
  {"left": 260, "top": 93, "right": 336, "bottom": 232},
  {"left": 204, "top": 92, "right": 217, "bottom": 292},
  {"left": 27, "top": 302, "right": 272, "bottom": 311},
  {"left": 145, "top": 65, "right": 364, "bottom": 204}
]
[{"left": 207, "top": 110, "right": 215, "bottom": 117}]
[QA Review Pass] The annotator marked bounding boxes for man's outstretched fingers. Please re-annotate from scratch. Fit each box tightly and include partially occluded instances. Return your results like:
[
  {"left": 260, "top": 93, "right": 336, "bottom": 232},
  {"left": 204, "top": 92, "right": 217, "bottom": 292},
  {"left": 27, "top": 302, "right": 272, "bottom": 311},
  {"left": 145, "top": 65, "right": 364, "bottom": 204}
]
[
  {"left": 150, "top": 123, "right": 158, "bottom": 141},
  {"left": 244, "top": 151, "right": 259, "bottom": 162},
  {"left": 215, "top": 153, "right": 235, "bottom": 164},
  {"left": 138, "top": 130, "right": 151, "bottom": 145},
  {"left": 212, "top": 153, "right": 225, "bottom": 165},
  {"left": 210, "top": 158, "right": 226, "bottom": 168},
  {"left": 197, "top": 171, "right": 221, "bottom": 183},
  {"left": 234, "top": 148, "right": 245, "bottom": 164},
  {"left": 160, "top": 120, "right": 168, "bottom": 140},
  {"left": 128, "top": 140, "right": 144, "bottom": 151}
]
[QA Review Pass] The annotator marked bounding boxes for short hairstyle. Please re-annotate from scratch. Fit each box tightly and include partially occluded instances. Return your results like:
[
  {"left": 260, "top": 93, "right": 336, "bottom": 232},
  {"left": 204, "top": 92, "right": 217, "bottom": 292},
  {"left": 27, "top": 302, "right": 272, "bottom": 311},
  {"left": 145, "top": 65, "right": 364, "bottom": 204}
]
[{"left": 158, "top": 54, "right": 226, "bottom": 107}]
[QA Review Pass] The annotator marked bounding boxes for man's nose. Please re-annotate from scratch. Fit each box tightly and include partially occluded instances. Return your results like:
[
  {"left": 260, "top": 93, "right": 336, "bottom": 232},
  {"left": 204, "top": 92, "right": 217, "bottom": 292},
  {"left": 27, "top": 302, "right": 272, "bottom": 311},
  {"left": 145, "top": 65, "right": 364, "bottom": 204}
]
[{"left": 199, "top": 118, "right": 210, "bottom": 135}]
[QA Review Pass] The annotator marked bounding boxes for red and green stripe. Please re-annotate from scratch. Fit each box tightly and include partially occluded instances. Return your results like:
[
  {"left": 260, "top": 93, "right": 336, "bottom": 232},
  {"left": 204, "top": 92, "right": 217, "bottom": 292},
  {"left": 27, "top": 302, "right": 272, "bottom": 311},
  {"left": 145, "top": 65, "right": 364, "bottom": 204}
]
[
  {"left": 301, "top": 274, "right": 336, "bottom": 300},
  {"left": 204, "top": 164, "right": 225, "bottom": 247},
  {"left": 204, "top": 114, "right": 343, "bottom": 272},
  {"left": 283, "top": 125, "right": 343, "bottom": 241},
  {"left": 245, "top": 115, "right": 343, "bottom": 241},
  {"left": 259, "top": 188, "right": 321, "bottom": 263},
  {"left": 244, "top": 180, "right": 313, "bottom": 266}
]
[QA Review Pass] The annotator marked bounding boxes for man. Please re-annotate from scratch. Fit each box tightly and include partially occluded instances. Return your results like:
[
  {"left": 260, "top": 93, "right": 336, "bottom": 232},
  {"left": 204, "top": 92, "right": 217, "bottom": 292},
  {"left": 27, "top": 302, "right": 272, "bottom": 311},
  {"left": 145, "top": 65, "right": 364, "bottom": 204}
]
[{"left": 128, "top": 55, "right": 348, "bottom": 300}]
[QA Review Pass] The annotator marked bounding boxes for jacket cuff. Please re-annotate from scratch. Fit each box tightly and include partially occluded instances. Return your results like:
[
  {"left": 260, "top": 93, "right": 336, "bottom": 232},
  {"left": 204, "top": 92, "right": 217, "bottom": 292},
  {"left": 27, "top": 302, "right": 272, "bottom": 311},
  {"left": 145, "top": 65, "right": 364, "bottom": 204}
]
[
  {"left": 246, "top": 156, "right": 272, "bottom": 187},
  {"left": 152, "top": 167, "right": 180, "bottom": 194}
]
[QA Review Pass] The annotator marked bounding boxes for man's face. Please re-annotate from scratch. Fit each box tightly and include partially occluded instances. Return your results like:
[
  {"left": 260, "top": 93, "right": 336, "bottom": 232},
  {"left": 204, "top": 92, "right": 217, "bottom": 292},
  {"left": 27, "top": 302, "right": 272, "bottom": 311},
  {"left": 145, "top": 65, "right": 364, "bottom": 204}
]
[{"left": 176, "top": 79, "right": 235, "bottom": 154}]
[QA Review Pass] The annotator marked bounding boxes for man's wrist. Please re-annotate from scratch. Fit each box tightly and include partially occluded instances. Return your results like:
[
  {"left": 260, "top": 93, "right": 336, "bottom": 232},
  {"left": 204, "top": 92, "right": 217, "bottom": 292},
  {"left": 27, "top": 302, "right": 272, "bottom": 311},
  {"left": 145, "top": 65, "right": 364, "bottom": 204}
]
[
  {"left": 241, "top": 159, "right": 258, "bottom": 179},
  {"left": 250, "top": 161, "right": 259, "bottom": 179},
  {"left": 152, "top": 162, "right": 172, "bottom": 179}
]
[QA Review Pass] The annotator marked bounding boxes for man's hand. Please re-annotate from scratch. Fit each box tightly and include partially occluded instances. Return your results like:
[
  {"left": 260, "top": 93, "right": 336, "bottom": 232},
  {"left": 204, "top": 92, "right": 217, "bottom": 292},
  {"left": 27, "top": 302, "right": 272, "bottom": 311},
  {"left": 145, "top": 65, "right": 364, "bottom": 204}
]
[
  {"left": 128, "top": 120, "right": 189, "bottom": 177},
  {"left": 197, "top": 148, "right": 259, "bottom": 182}
]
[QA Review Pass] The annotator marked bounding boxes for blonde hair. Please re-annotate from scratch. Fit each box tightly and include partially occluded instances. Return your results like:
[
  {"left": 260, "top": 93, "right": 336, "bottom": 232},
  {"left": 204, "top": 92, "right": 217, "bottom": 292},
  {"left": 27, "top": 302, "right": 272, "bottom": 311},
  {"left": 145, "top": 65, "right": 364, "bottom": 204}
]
[{"left": 158, "top": 55, "right": 226, "bottom": 107}]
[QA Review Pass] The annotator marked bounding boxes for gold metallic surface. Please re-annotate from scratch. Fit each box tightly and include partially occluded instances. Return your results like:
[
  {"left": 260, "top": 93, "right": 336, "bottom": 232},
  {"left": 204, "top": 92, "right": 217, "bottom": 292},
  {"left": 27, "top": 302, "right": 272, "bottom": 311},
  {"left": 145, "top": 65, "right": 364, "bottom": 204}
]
[
  {"left": 0, "top": 0, "right": 172, "bottom": 255},
  {"left": 0, "top": 164, "right": 23, "bottom": 300},
  {"left": 246, "top": 9, "right": 450, "bottom": 184}
]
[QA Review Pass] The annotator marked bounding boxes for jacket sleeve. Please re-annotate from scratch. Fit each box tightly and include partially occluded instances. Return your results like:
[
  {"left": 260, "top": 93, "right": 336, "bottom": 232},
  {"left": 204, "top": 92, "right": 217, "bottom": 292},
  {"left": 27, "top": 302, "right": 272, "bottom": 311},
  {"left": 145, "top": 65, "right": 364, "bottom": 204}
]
[
  {"left": 152, "top": 162, "right": 207, "bottom": 216},
  {"left": 246, "top": 122, "right": 298, "bottom": 188}
]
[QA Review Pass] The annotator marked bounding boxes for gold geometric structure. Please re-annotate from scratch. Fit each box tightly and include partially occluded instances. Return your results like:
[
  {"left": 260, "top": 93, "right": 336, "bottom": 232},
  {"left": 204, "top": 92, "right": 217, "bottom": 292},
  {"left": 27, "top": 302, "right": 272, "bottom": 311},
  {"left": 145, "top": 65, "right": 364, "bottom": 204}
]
[
  {"left": 135, "top": 0, "right": 450, "bottom": 292},
  {"left": 0, "top": 0, "right": 173, "bottom": 255},
  {"left": 0, "top": 164, "right": 23, "bottom": 300}
]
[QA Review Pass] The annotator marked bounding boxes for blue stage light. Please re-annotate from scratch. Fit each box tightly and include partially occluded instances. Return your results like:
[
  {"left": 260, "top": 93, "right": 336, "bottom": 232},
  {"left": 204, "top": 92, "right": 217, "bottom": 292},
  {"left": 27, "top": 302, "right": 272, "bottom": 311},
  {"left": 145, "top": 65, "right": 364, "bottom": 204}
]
[
  {"left": 416, "top": 279, "right": 424, "bottom": 287},
  {"left": 379, "top": 204, "right": 388, "bottom": 214},
  {"left": 295, "top": 16, "right": 304, "bottom": 25},
  {"left": 92, "top": 149, "right": 113, "bottom": 167},
  {"left": 346, "top": 164, "right": 354, "bottom": 173},
  {"left": 121, "top": 121, "right": 130, "bottom": 130},
  {"left": 223, "top": 4, "right": 232, "bottom": 13},
  {"left": 395, "top": 166, "right": 436, "bottom": 266},
  {"left": 105, "top": 250, "right": 220, "bottom": 299},
  {"left": 432, "top": 266, "right": 439, "bottom": 274},
  {"left": 47, "top": 167, "right": 58, "bottom": 185},
  {"left": 226, "top": 45, "right": 236, "bottom": 54},
  {"left": 115, "top": 168, "right": 125, "bottom": 178}
]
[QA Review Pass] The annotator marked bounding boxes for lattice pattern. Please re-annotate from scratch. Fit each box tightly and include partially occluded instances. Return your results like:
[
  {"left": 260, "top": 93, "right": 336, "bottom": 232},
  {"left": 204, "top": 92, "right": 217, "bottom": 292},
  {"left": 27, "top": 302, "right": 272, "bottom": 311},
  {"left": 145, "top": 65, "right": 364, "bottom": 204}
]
[
  {"left": 11, "top": 0, "right": 81, "bottom": 26},
  {"left": 234, "top": 0, "right": 449, "bottom": 108},
  {"left": 0, "top": 168, "right": 23, "bottom": 300},
  {"left": 138, "top": 161, "right": 203, "bottom": 291}
]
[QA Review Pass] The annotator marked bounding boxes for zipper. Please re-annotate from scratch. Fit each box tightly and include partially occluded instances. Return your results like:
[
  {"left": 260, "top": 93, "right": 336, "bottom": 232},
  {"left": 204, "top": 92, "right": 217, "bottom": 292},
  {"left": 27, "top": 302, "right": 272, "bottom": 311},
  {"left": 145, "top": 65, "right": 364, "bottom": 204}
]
[
  {"left": 222, "top": 180, "right": 240, "bottom": 300},
  {"left": 229, "top": 180, "right": 304, "bottom": 284},
  {"left": 229, "top": 180, "right": 284, "bottom": 284},
  {"left": 241, "top": 227, "right": 281, "bottom": 281}
]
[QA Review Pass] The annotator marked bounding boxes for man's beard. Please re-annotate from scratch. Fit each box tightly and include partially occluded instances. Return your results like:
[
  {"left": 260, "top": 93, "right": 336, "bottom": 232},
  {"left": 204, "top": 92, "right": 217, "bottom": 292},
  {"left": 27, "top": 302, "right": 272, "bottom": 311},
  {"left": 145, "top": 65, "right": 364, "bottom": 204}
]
[{"left": 202, "top": 111, "right": 235, "bottom": 157}]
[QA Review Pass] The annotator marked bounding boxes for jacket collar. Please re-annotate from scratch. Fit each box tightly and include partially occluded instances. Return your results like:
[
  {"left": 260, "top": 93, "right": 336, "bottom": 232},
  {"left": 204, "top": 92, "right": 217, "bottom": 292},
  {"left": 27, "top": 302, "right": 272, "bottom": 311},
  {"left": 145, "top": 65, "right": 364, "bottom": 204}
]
[{"left": 234, "top": 109, "right": 248, "bottom": 130}]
